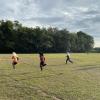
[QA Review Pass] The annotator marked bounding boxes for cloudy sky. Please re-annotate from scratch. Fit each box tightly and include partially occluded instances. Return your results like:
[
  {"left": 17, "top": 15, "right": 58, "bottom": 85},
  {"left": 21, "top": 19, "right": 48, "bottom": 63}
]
[{"left": 0, "top": 0, "right": 100, "bottom": 47}]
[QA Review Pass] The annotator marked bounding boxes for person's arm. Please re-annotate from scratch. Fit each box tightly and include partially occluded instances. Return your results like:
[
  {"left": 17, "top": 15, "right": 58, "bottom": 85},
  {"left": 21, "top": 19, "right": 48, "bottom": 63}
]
[
  {"left": 12, "top": 56, "right": 14, "bottom": 59},
  {"left": 17, "top": 57, "right": 19, "bottom": 60},
  {"left": 44, "top": 56, "right": 45, "bottom": 60}
]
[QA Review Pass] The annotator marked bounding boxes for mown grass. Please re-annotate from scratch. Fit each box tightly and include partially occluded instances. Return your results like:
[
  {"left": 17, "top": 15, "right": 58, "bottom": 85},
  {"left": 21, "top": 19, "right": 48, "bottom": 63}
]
[{"left": 0, "top": 53, "right": 100, "bottom": 100}]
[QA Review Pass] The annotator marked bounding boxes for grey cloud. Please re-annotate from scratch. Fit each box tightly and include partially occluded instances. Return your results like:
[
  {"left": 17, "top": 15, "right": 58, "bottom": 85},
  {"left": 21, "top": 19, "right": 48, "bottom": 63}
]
[
  {"left": 0, "top": 0, "right": 100, "bottom": 46},
  {"left": 87, "top": 16, "right": 100, "bottom": 23},
  {"left": 22, "top": 16, "right": 66, "bottom": 24},
  {"left": 84, "top": 10, "right": 99, "bottom": 15}
]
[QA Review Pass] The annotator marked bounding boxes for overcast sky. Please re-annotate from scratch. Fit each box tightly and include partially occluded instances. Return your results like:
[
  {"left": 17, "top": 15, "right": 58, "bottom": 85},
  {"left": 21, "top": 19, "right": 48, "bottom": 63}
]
[{"left": 0, "top": 0, "right": 100, "bottom": 47}]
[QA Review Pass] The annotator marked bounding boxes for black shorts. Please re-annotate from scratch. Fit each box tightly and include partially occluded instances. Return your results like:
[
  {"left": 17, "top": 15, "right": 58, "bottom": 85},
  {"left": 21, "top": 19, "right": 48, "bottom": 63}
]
[
  {"left": 40, "top": 61, "right": 46, "bottom": 66},
  {"left": 40, "top": 61, "right": 44, "bottom": 65},
  {"left": 12, "top": 62, "right": 17, "bottom": 65}
]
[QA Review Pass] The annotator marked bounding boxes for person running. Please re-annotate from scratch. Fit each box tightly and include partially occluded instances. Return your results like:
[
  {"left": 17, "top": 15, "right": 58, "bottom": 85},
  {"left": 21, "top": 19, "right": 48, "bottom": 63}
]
[
  {"left": 39, "top": 52, "right": 46, "bottom": 71},
  {"left": 66, "top": 52, "right": 73, "bottom": 64},
  {"left": 12, "top": 52, "right": 19, "bottom": 69}
]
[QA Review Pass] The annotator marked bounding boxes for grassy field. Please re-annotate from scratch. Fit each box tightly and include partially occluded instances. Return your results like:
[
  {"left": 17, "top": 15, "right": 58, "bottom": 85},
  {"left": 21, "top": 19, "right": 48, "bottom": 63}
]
[{"left": 0, "top": 53, "right": 100, "bottom": 100}]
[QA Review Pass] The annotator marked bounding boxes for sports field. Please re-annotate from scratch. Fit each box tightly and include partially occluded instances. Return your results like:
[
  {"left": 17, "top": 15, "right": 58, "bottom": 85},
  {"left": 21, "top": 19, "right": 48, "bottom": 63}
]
[{"left": 0, "top": 53, "right": 100, "bottom": 100}]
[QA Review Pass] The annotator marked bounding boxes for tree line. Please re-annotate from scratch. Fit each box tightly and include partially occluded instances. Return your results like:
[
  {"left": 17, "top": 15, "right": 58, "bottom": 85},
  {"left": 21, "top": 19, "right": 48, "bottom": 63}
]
[
  {"left": 93, "top": 47, "right": 100, "bottom": 53},
  {"left": 0, "top": 20, "right": 94, "bottom": 53}
]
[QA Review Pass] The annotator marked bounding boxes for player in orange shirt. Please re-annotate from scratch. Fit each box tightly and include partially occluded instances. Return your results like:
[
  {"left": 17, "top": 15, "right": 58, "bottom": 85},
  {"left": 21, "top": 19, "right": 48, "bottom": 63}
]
[{"left": 12, "top": 52, "right": 19, "bottom": 69}]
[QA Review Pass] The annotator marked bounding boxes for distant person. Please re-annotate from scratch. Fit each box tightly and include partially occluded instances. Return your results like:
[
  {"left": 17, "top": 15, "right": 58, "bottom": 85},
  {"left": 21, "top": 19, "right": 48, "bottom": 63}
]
[
  {"left": 12, "top": 52, "right": 19, "bottom": 69},
  {"left": 39, "top": 52, "right": 46, "bottom": 71},
  {"left": 66, "top": 52, "right": 73, "bottom": 64}
]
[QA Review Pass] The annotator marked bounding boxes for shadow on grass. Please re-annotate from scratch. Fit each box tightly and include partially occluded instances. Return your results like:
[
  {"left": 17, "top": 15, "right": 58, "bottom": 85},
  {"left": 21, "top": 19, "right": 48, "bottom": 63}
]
[
  {"left": 47, "top": 64, "right": 66, "bottom": 67},
  {"left": 7, "top": 82, "right": 64, "bottom": 100},
  {"left": 0, "top": 72, "right": 33, "bottom": 77},
  {"left": 0, "top": 68, "right": 11, "bottom": 71},
  {"left": 17, "top": 73, "right": 64, "bottom": 81},
  {"left": 0, "top": 71, "right": 63, "bottom": 82},
  {"left": 77, "top": 66, "right": 100, "bottom": 71}
]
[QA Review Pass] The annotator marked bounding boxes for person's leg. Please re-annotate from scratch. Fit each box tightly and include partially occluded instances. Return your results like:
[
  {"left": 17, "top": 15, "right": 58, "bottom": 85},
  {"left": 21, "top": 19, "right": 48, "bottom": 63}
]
[
  {"left": 44, "top": 63, "right": 47, "bottom": 66},
  {"left": 43, "top": 62, "right": 47, "bottom": 66},
  {"left": 40, "top": 62, "right": 43, "bottom": 71},
  {"left": 40, "top": 66, "right": 43, "bottom": 71},
  {"left": 12, "top": 63, "right": 15, "bottom": 69},
  {"left": 69, "top": 59, "right": 73, "bottom": 63},
  {"left": 66, "top": 58, "right": 68, "bottom": 64},
  {"left": 12, "top": 62, "right": 17, "bottom": 69}
]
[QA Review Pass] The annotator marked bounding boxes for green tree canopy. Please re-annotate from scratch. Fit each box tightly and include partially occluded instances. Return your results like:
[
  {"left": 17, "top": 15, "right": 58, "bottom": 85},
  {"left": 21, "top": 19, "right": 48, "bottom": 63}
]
[{"left": 0, "top": 20, "right": 94, "bottom": 53}]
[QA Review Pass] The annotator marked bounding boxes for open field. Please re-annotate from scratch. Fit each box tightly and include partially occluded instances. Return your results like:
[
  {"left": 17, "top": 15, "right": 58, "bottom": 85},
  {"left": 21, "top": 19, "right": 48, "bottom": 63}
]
[{"left": 0, "top": 53, "right": 100, "bottom": 100}]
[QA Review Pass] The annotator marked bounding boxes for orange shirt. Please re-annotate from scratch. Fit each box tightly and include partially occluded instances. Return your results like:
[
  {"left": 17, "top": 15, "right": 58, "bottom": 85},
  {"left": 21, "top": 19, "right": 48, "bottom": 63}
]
[{"left": 12, "top": 56, "right": 18, "bottom": 63}]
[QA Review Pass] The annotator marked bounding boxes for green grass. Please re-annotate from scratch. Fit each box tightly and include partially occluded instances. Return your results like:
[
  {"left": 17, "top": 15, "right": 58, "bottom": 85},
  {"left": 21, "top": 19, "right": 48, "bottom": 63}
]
[{"left": 0, "top": 53, "right": 100, "bottom": 100}]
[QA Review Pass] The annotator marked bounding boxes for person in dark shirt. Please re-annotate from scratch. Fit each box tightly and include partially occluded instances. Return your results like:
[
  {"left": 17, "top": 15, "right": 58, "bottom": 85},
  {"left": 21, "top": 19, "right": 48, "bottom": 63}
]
[{"left": 39, "top": 52, "right": 46, "bottom": 71}]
